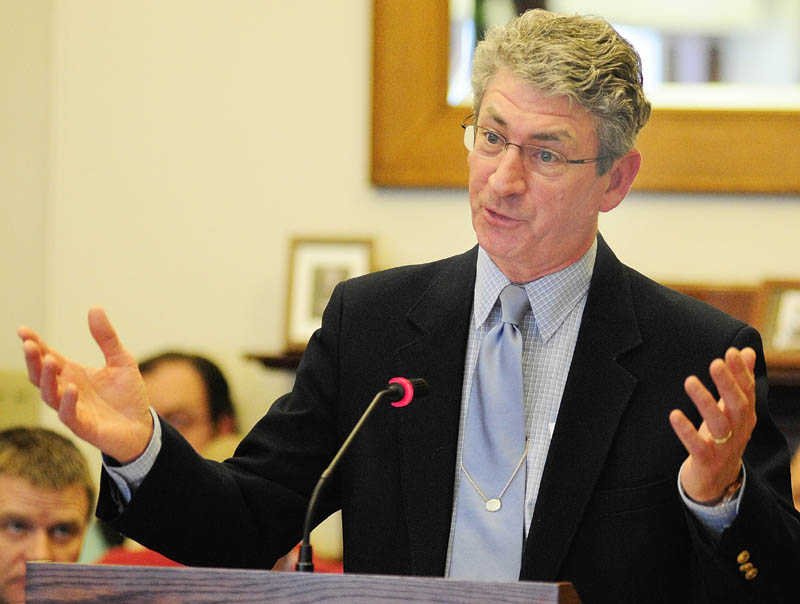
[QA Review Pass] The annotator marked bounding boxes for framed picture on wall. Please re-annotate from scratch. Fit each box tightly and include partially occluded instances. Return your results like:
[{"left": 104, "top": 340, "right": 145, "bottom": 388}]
[
  {"left": 285, "top": 237, "right": 374, "bottom": 352},
  {"left": 757, "top": 281, "right": 800, "bottom": 353}
]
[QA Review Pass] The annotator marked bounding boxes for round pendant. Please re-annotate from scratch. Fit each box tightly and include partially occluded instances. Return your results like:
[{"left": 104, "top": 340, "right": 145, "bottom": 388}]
[{"left": 485, "top": 498, "right": 502, "bottom": 512}]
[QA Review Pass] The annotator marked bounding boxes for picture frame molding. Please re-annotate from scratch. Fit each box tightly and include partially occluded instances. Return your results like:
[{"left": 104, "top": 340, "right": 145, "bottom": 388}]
[
  {"left": 284, "top": 237, "right": 374, "bottom": 352},
  {"left": 755, "top": 280, "right": 800, "bottom": 369}
]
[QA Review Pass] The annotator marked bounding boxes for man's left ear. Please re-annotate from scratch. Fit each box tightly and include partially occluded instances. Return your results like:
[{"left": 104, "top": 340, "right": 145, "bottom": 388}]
[{"left": 599, "top": 149, "right": 641, "bottom": 212}]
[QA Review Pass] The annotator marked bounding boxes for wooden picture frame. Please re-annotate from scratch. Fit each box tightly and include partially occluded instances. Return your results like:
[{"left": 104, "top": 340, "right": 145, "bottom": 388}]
[
  {"left": 371, "top": 0, "right": 800, "bottom": 193},
  {"left": 285, "top": 238, "right": 374, "bottom": 352},
  {"left": 757, "top": 281, "right": 800, "bottom": 353}
]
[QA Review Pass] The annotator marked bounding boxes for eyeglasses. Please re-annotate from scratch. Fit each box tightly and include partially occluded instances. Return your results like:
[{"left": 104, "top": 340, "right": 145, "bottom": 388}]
[{"left": 461, "top": 115, "right": 606, "bottom": 178}]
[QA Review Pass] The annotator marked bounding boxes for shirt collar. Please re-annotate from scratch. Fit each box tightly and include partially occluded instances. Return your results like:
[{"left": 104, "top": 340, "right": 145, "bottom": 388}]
[{"left": 474, "top": 239, "right": 597, "bottom": 342}]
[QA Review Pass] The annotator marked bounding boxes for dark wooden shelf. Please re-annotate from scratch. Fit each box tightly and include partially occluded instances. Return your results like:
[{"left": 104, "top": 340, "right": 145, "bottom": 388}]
[
  {"left": 766, "top": 351, "right": 800, "bottom": 387},
  {"left": 245, "top": 282, "right": 800, "bottom": 388},
  {"left": 244, "top": 351, "right": 304, "bottom": 370},
  {"left": 668, "top": 282, "right": 800, "bottom": 386}
]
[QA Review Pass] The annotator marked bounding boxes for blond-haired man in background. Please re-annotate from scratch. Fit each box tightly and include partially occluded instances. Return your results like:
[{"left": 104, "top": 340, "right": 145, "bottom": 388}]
[{"left": 0, "top": 427, "right": 93, "bottom": 604}]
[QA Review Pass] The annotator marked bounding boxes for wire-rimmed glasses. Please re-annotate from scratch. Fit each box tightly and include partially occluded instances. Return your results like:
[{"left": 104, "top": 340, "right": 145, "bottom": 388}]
[{"left": 461, "top": 114, "right": 606, "bottom": 178}]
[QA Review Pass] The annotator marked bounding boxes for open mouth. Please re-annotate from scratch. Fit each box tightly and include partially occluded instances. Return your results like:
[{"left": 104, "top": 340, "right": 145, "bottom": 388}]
[{"left": 485, "top": 206, "right": 517, "bottom": 224}]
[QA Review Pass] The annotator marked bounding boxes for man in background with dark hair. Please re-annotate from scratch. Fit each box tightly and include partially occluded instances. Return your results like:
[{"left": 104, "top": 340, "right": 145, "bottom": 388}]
[
  {"left": 0, "top": 427, "right": 93, "bottom": 604},
  {"left": 137, "top": 351, "right": 238, "bottom": 455},
  {"left": 94, "top": 351, "right": 238, "bottom": 566}
]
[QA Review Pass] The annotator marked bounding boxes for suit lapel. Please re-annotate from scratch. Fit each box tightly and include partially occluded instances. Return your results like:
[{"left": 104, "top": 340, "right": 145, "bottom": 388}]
[
  {"left": 394, "top": 248, "right": 477, "bottom": 576},
  {"left": 520, "top": 236, "right": 643, "bottom": 580}
]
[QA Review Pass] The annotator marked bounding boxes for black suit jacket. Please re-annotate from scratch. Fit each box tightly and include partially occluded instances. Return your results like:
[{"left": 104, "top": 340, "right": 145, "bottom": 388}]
[{"left": 99, "top": 236, "right": 800, "bottom": 603}]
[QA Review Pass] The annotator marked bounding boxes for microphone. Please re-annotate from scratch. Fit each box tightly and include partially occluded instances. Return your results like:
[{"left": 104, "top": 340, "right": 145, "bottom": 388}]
[
  {"left": 386, "top": 377, "right": 429, "bottom": 407},
  {"left": 295, "top": 377, "right": 429, "bottom": 572}
]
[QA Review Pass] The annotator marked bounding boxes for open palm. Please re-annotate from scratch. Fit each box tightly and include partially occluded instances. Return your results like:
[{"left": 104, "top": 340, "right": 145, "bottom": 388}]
[{"left": 19, "top": 306, "right": 154, "bottom": 463}]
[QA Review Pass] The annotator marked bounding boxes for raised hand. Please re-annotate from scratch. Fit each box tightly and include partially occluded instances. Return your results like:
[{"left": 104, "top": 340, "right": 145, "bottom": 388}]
[
  {"left": 18, "top": 306, "right": 154, "bottom": 463},
  {"left": 670, "top": 347, "right": 757, "bottom": 504}
]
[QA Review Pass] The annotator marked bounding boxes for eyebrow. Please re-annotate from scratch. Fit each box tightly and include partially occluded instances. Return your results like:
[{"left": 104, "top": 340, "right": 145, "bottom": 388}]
[
  {"left": 482, "top": 110, "right": 574, "bottom": 145},
  {"left": 50, "top": 520, "right": 84, "bottom": 532},
  {"left": 0, "top": 513, "right": 84, "bottom": 528},
  {"left": 0, "top": 512, "right": 31, "bottom": 522}
]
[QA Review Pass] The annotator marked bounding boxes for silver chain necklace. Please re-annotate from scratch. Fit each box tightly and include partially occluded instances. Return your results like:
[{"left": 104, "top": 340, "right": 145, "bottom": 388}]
[{"left": 460, "top": 440, "right": 529, "bottom": 512}]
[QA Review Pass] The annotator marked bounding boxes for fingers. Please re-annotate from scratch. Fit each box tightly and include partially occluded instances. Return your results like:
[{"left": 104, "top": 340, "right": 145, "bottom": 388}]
[
  {"left": 724, "top": 347, "right": 756, "bottom": 404},
  {"left": 57, "top": 383, "right": 81, "bottom": 430},
  {"left": 18, "top": 324, "right": 46, "bottom": 349},
  {"left": 672, "top": 347, "right": 757, "bottom": 502},
  {"left": 21, "top": 339, "right": 44, "bottom": 385},
  {"left": 684, "top": 374, "right": 732, "bottom": 443},
  {"left": 88, "top": 306, "right": 132, "bottom": 367},
  {"left": 683, "top": 347, "right": 756, "bottom": 441},
  {"left": 740, "top": 346, "right": 756, "bottom": 372},
  {"left": 19, "top": 325, "right": 47, "bottom": 385},
  {"left": 669, "top": 408, "right": 709, "bottom": 460},
  {"left": 39, "top": 354, "right": 64, "bottom": 410},
  {"left": 711, "top": 348, "right": 756, "bottom": 428},
  {"left": 19, "top": 325, "right": 69, "bottom": 385}
]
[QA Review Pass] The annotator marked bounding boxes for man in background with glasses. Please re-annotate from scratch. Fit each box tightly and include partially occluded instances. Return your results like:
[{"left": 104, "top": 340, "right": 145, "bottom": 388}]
[{"left": 17, "top": 9, "right": 799, "bottom": 603}]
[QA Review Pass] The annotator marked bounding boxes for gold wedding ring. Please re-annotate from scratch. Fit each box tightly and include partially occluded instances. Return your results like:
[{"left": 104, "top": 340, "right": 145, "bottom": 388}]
[{"left": 711, "top": 429, "right": 733, "bottom": 445}]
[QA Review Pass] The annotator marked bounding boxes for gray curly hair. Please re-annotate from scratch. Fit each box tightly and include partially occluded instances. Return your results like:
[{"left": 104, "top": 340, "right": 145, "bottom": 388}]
[{"left": 471, "top": 9, "right": 651, "bottom": 174}]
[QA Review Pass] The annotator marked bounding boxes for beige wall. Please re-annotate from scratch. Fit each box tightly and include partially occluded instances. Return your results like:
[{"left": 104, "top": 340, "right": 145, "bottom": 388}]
[
  {"left": 3, "top": 0, "right": 800, "bottom": 445},
  {"left": 1, "top": 0, "right": 50, "bottom": 368}
]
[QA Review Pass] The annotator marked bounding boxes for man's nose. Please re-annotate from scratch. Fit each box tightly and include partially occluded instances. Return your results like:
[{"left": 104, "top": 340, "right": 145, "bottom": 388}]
[
  {"left": 25, "top": 530, "right": 54, "bottom": 562},
  {"left": 489, "top": 144, "right": 527, "bottom": 196}
]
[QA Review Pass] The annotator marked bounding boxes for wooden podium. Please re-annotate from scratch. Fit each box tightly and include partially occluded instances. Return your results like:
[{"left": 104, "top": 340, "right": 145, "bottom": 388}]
[{"left": 26, "top": 562, "right": 581, "bottom": 603}]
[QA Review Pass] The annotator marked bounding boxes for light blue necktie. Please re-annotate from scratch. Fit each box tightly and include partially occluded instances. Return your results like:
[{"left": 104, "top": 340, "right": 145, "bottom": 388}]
[{"left": 450, "top": 284, "right": 529, "bottom": 580}]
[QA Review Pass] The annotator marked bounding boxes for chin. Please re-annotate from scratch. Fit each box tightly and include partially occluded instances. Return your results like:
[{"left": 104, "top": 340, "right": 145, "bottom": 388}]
[{"left": 475, "top": 225, "right": 518, "bottom": 258}]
